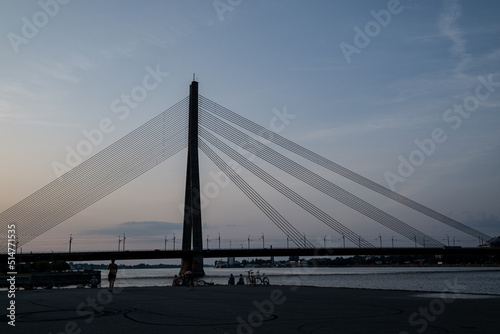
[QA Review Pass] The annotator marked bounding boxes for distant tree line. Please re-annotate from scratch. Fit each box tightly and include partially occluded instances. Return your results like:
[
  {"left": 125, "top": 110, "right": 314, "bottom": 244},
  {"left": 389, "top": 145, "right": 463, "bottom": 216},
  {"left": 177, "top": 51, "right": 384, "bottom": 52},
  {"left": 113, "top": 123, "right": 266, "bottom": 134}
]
[
  {"left": 69, "top": 262, "right": 182, "bottom": 270},
  {"left": 32, "top": 260, "right": 70, "bottom": 272},
  {"left": 13, "top": 253, "right": 497, "bottom": 274},
  {"left": 305, "top": 254, "right": 499, "bottom": 266},
  {"left": 242, "top": 253, "right": 499, "bottom": 267}
]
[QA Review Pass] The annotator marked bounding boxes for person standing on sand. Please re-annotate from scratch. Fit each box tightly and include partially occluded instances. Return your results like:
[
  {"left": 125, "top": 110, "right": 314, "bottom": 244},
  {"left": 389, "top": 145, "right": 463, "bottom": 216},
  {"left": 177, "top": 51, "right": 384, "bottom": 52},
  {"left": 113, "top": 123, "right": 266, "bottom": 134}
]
[{"left": 107, "top": 259, "right": 118, "bottom": 292}]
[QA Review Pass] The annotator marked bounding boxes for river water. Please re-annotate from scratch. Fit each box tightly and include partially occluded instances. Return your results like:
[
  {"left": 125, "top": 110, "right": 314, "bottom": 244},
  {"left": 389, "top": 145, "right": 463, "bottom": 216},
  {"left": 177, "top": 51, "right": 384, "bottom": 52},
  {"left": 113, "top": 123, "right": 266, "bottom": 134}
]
[{"left": 111, "top": 267, "right": 500, "bottom": 295}]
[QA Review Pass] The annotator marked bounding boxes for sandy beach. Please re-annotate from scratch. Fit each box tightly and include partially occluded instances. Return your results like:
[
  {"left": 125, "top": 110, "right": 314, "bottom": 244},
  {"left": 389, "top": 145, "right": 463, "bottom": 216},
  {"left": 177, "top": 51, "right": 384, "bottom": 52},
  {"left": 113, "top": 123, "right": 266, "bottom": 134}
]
[{"left": 4, "top": 284, "right": 499, "bottom": 334}]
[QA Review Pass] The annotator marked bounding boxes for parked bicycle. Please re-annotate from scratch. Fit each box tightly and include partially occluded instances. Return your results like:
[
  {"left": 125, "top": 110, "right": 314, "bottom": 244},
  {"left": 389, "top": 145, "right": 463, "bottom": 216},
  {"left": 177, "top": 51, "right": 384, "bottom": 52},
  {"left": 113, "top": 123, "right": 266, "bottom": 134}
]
[
  {"left": 256, "top": 270, "right": 270, "bottom": 286},
  {"left": 246, "top": 270, "right": 270, "bottom": 286},
  {"left": 246, "top": 270, "right": 256, "bottom": 285}
]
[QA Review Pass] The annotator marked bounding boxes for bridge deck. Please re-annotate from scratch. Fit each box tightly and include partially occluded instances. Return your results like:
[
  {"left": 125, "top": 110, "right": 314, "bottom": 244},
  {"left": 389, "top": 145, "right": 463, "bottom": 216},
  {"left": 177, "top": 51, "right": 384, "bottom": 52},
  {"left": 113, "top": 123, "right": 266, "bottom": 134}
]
[{"left": 4, "top": 247, "right": 499, "bottom": 263}]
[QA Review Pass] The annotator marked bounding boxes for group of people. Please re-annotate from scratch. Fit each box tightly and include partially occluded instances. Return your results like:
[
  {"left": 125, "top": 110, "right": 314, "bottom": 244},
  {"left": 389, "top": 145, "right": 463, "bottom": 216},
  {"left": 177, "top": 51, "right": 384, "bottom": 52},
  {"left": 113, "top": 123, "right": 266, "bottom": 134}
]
[
  {"left": 227, "top": 273, "right": 245, "bottom": 285},
  {"left": 172, "top": 271, "right": 195, "bottom": 290},
  {"left": 100, "top": 260, "right": 249, "bottom": 291},
  {"left": 88, "top": 259, "right": 117, "bottom": 291},
  {"left": 171, "top": 273, "right": 245, "bottom": 287}
]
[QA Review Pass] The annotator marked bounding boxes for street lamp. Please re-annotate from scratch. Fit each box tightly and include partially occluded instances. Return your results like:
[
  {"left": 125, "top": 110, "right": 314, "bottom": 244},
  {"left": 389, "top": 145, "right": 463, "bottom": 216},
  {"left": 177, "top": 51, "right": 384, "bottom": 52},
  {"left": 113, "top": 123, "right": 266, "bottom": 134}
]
[
  {"left": 207, "top": 235, "right": 210, "bottom": 249},
  {"left": 165, "top": 236, "right": 167, "bottom": 251},
  {"left": 123, "top": 233, "right": 126, "bottom": 251},
  {"left": 118, "top": 236, "right": 121, "bottom": 252},
  {"left": 173, "top": 233, "right": 176, "bottom": 251},
  {"left": 262, "top": 233, "right": 265, "bottom": 249},
  {"left": 218, "top": 233, "right": 221, "bottom": 250},
  {"left": 69, "top": 234, "right": 73, "bottom": 254}
]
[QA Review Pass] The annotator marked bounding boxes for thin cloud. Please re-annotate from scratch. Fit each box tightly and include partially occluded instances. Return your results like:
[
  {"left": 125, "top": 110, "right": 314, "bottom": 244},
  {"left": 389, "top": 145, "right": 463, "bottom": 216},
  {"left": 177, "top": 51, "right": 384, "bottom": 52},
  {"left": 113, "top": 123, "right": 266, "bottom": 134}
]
[
  {"left": 98, "top": 39, "right": 140, "bottom": 60},
  {"left": 461, "top": 213, "right": 500, "bottom": 237},
  {"left": 31, "top": 62, "right": 82, "bottom": 84},
  {"left": 300, "top": 116, "right": 430, "bottom": 142},
  {"left": 82, "top": 221, "right": 183, "bottom": 237},
  {"left": 438, "top": 0, "right": 472, "bottom": 73},
  {"left": 29, "top": 53, "right": 96, "bottom": 85},
  {"left": 439, "top": 0, "right": 466, "bottom": 56}
]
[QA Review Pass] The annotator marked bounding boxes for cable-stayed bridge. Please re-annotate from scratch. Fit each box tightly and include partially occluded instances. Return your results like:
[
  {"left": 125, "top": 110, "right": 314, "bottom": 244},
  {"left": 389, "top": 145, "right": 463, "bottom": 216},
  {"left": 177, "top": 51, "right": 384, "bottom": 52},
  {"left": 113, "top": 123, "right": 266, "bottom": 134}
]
[
  {"left": 1, "top": 80, "right": 494, "bottom": 275},
  {"left": 10, "top": 247, "right": 500, "bottom": 265}
]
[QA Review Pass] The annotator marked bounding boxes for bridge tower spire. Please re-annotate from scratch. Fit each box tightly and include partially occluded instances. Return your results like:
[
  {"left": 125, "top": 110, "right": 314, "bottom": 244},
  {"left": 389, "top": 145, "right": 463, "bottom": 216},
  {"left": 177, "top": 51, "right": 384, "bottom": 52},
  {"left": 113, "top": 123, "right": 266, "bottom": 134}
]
[{"left": 180, "top": 79, "right": 205, "bottom": 277}]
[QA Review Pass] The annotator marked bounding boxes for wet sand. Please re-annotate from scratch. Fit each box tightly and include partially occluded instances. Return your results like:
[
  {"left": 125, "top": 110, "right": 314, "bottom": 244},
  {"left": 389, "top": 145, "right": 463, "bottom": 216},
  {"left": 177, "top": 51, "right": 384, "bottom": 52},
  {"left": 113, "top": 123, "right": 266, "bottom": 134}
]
[{"left": 5, "top": 285, "right": 499, "bottom": 333}]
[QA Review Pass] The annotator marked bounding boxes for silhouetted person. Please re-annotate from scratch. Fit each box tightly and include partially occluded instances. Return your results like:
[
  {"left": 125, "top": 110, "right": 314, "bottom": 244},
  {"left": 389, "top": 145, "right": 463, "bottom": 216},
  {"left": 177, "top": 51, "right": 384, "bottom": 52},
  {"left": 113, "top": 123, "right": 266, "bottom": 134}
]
[
  {"left": 107, "top": 259, "right": 118, "bottom": 292},
  {"left": 237, "top": 274, "right": 244, "bottom": 285},
  {"left": 228, "top": 273, "right": 235, "bottom": 285},
  {"left": 184, "top": 271, "right": 194, "bottom": 291},
  {"left": 90, "top": 276, "right": 99, "bottom": 288}
]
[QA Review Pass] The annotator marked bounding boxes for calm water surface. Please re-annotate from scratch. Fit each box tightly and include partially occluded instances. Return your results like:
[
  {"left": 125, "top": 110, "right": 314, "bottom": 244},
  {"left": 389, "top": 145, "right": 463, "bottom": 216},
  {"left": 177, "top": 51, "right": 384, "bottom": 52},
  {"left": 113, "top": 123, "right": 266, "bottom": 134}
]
[{"left": 112, "top": 267, "right": 500, "bottom": 295}]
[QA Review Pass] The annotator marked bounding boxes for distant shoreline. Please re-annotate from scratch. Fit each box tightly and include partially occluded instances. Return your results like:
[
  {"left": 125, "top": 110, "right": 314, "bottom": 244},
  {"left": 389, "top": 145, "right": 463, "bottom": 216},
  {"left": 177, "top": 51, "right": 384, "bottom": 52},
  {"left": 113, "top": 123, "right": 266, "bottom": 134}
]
[{"left": 71, "top": 263, "right": 500, "bottom": 270}]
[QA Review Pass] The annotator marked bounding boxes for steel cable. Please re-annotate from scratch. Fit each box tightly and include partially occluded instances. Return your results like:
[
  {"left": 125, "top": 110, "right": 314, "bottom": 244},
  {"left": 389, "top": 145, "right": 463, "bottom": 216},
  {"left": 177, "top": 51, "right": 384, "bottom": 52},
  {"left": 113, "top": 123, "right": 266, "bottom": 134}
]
[
  {"left": 199, "top": 139, "right": 313, "bottom": 248},
  {"left": 199, "top": 95, "right": 490, "bottom": 241},
  {"left": 199, "top": 109, "right": 442, "bottom": 247},
  {"left": 200, "top": 126, "right": 374, "bottom": 248},
  {"left": 1, "top": 98, "right": 189, "bottom": 250}
]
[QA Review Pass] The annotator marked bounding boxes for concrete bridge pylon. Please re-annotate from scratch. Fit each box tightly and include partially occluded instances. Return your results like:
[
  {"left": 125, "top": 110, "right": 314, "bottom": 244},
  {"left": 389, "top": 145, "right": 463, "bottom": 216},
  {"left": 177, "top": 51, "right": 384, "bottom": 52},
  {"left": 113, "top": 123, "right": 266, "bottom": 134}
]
[{"left": 179, "top": 79, "right": 205, "bottom": 277}]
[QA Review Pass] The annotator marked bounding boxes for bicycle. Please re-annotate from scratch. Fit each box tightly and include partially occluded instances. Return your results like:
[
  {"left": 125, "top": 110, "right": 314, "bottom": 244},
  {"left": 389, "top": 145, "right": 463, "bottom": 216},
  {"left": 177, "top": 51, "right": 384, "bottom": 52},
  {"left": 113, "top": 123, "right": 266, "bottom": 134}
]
[
  {"left": 254, "top": 270, "right": 270, "bottom": 286},
  {"left": 259, "top": 273, "right": 270, "bottom": 286},
  {"left": 246, "top": 270, "right": 258, "bottom": 286},
  {"left": 246, "top": 270, "right": 270, "bottom": 286}
]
